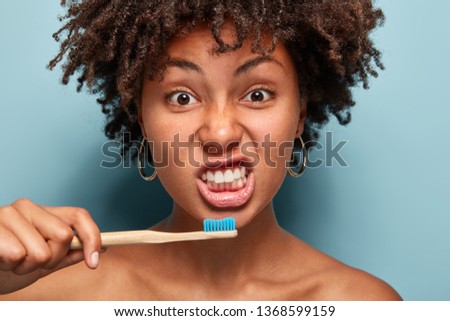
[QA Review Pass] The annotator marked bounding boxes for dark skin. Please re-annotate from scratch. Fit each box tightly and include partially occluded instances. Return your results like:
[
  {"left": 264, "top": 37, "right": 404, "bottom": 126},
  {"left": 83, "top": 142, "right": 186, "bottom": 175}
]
[
  {"left": 0, "top": 23, "right": 401, "bottom": 300},
  {"left": 1, "top": 227, "right": 400, "bottom": 300}
]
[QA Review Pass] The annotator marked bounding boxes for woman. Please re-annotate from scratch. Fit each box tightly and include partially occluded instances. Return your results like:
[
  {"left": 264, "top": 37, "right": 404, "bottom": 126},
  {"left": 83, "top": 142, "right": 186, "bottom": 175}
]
[{"left": 0, "top": 0, "right": 401, "bottom": 300}]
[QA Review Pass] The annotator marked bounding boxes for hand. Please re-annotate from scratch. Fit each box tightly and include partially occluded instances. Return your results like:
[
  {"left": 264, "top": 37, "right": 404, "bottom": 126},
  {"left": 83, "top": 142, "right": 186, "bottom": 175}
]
[{"left": 0, "top": 198, "right": 101, "bottom": 294}]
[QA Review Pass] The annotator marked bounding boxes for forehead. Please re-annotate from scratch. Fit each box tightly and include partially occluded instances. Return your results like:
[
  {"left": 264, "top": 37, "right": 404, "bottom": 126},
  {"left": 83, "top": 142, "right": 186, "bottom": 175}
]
[{"left": 164, "top": 21, "right": 294, "bottom": 70}]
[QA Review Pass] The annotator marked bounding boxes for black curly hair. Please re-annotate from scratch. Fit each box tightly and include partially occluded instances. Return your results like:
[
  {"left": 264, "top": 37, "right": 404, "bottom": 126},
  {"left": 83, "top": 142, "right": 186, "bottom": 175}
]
[{"left": 48, "top": 0, "right": 384, "bottom": 154}]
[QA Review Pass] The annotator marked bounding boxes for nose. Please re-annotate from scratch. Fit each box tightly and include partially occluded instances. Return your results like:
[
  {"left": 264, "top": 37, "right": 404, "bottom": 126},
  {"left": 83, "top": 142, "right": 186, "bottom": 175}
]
[{"left": 197, "top": 104, "right": 243, "bottom": 157}]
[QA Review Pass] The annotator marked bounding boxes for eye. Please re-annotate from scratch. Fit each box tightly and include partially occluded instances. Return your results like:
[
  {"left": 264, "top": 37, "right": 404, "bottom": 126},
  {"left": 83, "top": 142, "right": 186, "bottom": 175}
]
[
  {"left": 167, "top": 91, "right": 199, "bottom": 106},
  {"left": 242, "top": 89, "right": 274, "bottom": 103}
]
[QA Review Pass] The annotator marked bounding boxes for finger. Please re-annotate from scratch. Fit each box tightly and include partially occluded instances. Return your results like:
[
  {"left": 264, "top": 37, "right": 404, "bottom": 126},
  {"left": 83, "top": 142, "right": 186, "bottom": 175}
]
[
  {"left": 3, "top": 204, "right": 52, "bottom": 275},
  {"left": 0, "top": 226, "right": 26, "bottom": 271},
  {"left": 41, "top": 206, "right": 101, "bottom": 269},
  {"left": 12, "top": 202, "right": 74, "bottom": 269},
  {"left": 0, "top": 250, "right": 86, "bottom": 294},
  {"left": 38, "top": 250, "right": 86, "bottom": 279}
]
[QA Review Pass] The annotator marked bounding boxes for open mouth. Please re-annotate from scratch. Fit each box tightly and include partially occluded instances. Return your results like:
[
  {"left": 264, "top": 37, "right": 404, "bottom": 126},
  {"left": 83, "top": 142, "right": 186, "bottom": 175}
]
[{"left": 196, "top": 162, "right": 254, "bottom": 208}]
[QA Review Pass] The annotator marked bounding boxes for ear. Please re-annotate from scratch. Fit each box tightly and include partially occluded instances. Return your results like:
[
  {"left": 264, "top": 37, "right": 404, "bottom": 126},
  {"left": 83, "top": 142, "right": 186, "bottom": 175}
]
[
  {"left": 295, "top": 99, "right": 307, "bottom": 137},
  {"left": 136, "top": 96, "right": 146, "bottom": 138}
]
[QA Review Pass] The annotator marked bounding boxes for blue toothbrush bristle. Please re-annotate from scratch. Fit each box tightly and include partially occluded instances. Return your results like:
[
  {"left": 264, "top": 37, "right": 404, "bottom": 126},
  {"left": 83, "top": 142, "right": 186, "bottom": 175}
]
[{"left": 203, "top": 217, "right": 236, "bottom": 232}]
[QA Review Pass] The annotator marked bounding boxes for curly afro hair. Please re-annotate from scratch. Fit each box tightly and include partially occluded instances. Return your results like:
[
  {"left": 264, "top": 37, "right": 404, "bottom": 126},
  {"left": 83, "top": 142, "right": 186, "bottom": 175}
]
[{"left": 48, "top": 0, "right": 384, "bottom": 154}]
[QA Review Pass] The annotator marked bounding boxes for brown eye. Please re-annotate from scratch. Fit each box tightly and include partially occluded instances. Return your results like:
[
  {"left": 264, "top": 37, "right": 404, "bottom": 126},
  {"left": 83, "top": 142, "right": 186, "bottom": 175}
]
[
  {"left": 168, "top": 91, "right": 198, "bottom": 106},
  {"left": 243, "top": 89, "right": 273, "bottom": 103},
  {"left": 250, "top": 91, "right": 264, "bottom": 102},
  {"left": 179, "top": 94, "right": 190, "bottom": 105}
]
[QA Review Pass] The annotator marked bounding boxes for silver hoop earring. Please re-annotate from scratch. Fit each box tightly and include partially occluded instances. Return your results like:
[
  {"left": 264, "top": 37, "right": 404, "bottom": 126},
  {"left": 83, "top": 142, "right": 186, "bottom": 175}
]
[
  {"left": 288, "top": 135, "right": 307, "bottom": 178},
  {"left": 138, "top": 137, "right": 157, "bottom": 181}
]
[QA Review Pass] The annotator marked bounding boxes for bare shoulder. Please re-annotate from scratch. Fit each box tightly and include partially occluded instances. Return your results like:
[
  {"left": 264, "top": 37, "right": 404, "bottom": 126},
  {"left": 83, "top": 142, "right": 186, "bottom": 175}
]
[
  {"left": 315, "top": 264, "right": 402, "bottom": 301},
  {"left": 285, "top": 237, "right": 401, "bottom": 301}
]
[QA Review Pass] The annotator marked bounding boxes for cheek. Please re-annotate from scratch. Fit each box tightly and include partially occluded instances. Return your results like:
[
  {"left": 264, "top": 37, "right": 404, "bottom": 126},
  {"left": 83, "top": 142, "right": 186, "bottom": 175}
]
[
  {"left": 149, "top": 144, "right": 196, "bottom": 207},
  {"left": 143, "top": 115, "right": 198, "bottom": 187},
  {"left": 247, "top": 114, "right": 297, "bottom": 196},
  {"left": 145, "top": 128, "right": 169, "bottom": 166},
  {"left": 253, "top": 114, "right": 298, "bottom": 163},
  {"left": 142, "top": 109, "right": 185, "bottom": 161}
]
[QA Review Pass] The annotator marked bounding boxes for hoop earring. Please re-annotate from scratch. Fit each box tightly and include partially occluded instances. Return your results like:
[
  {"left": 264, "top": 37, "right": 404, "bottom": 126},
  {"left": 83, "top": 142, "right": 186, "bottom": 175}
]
[
  {"left": 138, "top": 137, "right": 157, "bottom": 181},
  {"left": 288, "top": 135, "right": 307, "bottom": 178}
]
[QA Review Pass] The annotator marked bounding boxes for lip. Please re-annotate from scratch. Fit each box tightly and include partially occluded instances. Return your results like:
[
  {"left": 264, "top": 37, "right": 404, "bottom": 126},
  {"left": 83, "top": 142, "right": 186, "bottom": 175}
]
[
  {"left": 196, "top": 171, "right": 255, "bottom": 208},
  {"left": 197, "top": 154, "right": 255, "bottom": 179}
]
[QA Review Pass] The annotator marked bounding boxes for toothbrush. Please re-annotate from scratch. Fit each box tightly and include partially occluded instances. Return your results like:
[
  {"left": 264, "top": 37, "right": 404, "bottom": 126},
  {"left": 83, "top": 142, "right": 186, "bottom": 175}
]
[{"left": 69, "top": 217, "right": 237, "bottom": 249}]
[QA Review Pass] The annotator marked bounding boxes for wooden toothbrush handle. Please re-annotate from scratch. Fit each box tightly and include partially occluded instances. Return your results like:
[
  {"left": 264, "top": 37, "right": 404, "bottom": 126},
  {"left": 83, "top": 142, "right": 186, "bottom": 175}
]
[{"left": 70, "top": 230, "right": 238, "bottom": 249}]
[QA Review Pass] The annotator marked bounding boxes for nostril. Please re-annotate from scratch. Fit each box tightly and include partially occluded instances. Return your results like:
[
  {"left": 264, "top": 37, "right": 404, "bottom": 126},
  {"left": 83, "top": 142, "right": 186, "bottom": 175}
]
[
  {"left": 204, "top": 141, "right": 223, "bottom": 154},
  {"left": 203, "top": 140, "right": 240, "bottom": 155}
]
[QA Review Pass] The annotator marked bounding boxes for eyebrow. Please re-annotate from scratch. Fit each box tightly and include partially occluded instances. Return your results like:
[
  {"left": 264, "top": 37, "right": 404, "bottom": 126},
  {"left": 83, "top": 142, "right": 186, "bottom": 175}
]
[
  {"left": 234, "top": 56, "right": 284, "bottom": 77},
  {"left": 165, "top": 59, "right": 204, "bottom": 74},
  {"left": 165, "top": 55, "right": 283, "bottom": 77}
]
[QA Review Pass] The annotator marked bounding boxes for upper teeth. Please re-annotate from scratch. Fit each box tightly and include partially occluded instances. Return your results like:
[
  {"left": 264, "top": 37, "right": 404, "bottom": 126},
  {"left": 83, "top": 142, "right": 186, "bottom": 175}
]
[{"left": 202, "top": 167, "right": 246, "bottom": 184}]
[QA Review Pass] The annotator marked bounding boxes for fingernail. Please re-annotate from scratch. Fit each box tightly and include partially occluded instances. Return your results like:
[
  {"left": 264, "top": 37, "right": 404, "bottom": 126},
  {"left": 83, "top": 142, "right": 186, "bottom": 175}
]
[{"left": 90, "top": 251, "right": 99, "bottom": 268}]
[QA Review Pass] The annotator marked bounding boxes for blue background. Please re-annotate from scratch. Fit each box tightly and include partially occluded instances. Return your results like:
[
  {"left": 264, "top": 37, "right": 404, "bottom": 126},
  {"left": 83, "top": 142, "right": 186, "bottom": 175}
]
[{"left": 1, "top": 1, "right": 449, "bottom": 300}]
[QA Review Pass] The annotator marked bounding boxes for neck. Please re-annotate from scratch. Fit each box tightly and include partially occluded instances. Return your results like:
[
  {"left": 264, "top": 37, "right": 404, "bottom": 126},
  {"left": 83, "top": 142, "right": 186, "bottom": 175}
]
[{"left": 153, "top": 202, "right": 288, "bottom": 284}]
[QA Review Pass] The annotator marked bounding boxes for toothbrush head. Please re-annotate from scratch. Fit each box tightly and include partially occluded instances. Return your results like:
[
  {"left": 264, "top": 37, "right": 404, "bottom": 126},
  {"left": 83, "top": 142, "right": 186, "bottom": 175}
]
[{"left": 203, "top": 217, "right": 236, "bottom": 232}]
